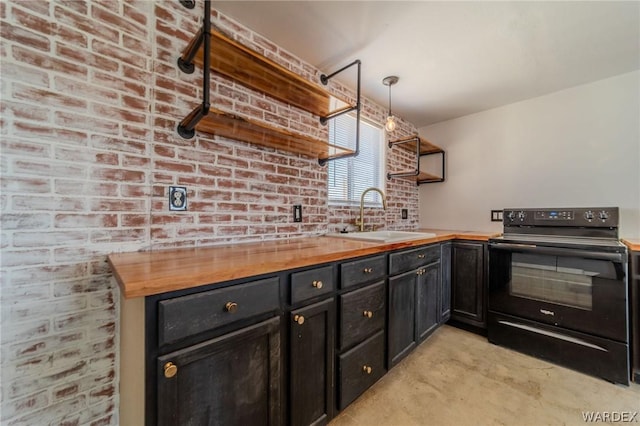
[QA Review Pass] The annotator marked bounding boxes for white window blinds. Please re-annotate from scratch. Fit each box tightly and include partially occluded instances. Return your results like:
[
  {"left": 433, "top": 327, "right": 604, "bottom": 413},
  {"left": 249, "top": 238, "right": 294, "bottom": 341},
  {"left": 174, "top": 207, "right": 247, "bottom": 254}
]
[{"left": 328, "top": 114, "right": 385, "bottom": 206}]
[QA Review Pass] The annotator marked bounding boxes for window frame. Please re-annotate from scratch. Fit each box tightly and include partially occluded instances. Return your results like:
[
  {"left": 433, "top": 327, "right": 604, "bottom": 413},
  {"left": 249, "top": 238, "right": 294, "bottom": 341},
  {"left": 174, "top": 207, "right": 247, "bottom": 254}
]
[{"left": 327, "top": 113, "right": 386, "bottom": 208}]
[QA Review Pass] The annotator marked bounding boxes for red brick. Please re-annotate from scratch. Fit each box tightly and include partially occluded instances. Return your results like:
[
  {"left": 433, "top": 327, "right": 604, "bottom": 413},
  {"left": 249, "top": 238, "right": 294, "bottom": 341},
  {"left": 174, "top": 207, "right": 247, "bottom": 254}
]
[
  {"left": 90, "top": 167, "right": 146, "bottom": 183},
  {"left": 90, "top": 135, "right": 147, "bottom": 155},
  {"left": 0, "top": 22, "right": 50, "bottom": 51},
  {"left": 54, "top": 214, "right": 117, "bottom": 228},
  {"left": 13, "top": 46, "right": 87, "bottom": 79},
  {"left": 54, "top": 5, "right": 118, "bottom": 42}
]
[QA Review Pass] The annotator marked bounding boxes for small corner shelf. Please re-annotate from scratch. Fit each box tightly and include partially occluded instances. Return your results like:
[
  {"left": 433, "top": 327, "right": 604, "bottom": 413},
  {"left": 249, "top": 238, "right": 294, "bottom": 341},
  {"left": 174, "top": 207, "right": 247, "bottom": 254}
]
[
  {"left": 175, "top": 0, "right": 362, "bottom": 165},
  {"left": 387, "top": 135, "right": 445, "bottom": 185}
]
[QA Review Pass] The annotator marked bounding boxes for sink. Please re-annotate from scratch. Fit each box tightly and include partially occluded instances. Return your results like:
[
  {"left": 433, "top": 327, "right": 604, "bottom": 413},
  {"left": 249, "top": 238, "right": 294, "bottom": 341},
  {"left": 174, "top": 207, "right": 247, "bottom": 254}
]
[{"left": 325, "top": 230, "right": 437, "bottom": 243}]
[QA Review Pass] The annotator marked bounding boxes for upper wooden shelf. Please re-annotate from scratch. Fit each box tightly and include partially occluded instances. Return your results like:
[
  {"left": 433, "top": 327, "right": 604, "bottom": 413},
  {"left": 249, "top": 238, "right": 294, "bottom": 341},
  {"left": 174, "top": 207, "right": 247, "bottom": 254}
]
[
  {"left": 395, "top": 136, "right": 443, "bottom": 155},
  {"left": 191, "top": 30, "right": 352, "bottom": 117},
  {"left": 197, "top": 107, "right": 354, "bottom": 161}
]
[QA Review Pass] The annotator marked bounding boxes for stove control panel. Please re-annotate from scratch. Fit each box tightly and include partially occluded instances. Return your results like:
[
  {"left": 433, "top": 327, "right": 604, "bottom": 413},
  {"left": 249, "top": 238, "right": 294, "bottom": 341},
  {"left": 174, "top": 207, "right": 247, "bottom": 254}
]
[{"left": 503, "top": 207, "right": 619, "bottom": 227}]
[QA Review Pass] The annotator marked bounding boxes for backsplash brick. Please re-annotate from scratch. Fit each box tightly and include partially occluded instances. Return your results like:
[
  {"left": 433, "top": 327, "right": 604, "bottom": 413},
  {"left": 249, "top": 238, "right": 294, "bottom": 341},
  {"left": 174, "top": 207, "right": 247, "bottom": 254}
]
[{"left": 1, "top": 1, "right": 422, "bottom": 424}]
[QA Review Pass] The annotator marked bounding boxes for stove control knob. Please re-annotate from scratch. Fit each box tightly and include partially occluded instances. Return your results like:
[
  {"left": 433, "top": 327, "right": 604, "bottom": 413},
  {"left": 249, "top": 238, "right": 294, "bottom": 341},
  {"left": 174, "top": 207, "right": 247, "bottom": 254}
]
[
  {"left": 584, "top": 210, "right": 594, "bottom": 222},
  {"left": 599, "top": 211, "right": 609, "bottom": 221},
  {"left": 517, "top": 211, "right": 526, "bottom": 222},
  {"left": 507, "top": 211, "right": 516, "bottom": 222}
]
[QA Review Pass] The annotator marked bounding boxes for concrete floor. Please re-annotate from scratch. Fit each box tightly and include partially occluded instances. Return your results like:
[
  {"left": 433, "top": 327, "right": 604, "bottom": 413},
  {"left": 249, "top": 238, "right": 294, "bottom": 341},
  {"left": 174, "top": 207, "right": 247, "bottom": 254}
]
[{"left": 331, "top": 325, "right": 640, "bottom": 426}]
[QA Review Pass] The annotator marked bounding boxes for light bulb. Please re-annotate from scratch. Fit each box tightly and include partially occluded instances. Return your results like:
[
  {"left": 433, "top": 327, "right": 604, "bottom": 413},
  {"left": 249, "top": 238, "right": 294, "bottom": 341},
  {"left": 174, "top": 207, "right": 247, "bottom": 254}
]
[{"left": 385, "top": 115, "right": 396, "bottom": 132}]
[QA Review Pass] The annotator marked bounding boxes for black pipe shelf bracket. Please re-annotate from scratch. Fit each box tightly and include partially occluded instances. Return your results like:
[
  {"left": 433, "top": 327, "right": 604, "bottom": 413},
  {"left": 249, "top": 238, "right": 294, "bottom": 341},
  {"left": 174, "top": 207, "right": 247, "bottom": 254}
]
[
  {"left": 317, "top": 59, "right": 362, "bottom": 166},
  {"left": 175, "top": 0, "right": 361, "bottom": 164},
  {"left": 176, "top": 0, "right": 211, "bottom": 139},
  {"left": 387, "top": 135, "right": 445, "bottom": 185}
]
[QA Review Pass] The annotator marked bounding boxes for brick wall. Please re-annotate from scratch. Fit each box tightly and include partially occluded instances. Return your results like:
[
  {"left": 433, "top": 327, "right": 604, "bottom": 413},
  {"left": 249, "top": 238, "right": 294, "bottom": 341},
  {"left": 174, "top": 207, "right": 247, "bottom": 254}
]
[{"left": 0, "top": 1, "right": 420, "bottom": 424}]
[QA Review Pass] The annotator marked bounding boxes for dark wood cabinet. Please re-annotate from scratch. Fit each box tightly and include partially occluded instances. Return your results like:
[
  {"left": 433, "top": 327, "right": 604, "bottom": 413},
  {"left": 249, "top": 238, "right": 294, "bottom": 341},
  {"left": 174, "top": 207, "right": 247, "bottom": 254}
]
[
  {"left": 388, "top": 269, "right": 417, "bottom": 367},
  {"left": 337, "top": 331, "right": 385, "bottom": 409},
  {"left": 416, "top": 261, "right": 440, "bottom": 342},
  {"left": 630, "top": 249, "right": 640, "bottom": 384},
  {"left": 289, "top": 298, "right": 335, "bottom": 426},
  {"left": 388, "top": 244, "right": 442, "bottom": 368},
  {"left": 451, "top": 241, "right": 486, "bottom": 328},
  {"left": 157, "top": 317, "right": 282, "bottom": 426},
  {"left": 440, "top": 242, "right": 452, "bottom": 323}
]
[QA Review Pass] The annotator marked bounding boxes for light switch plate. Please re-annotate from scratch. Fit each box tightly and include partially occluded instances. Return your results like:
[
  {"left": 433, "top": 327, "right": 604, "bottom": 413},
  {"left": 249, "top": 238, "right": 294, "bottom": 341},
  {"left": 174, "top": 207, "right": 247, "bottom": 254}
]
[
  {"left": 401, "top": 209, "right": 408, "bottom": 219},
  {"left": 491, "top": 210, "right": 503, "bottom": 222},
  {"left": 293, "top": 204, "right": 302, "bottom": 222},
  {"left": 169, "top": 186, "right": 187, "bottom": 211}
]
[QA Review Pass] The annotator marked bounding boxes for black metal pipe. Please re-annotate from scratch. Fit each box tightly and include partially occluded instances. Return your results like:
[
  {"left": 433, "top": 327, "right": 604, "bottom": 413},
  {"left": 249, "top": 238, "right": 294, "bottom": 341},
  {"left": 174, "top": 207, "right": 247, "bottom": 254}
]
[
  {"left": 320, "top": 59, "right": 361, "bottom": 86},
  {"left": 318, "top": 60, "right": 361, "bottom": 166},
  {"left": 177, "top": 0, "right": 211, "bottom": 139},
  {"left": 177, "top": 27, "right": 203, "bottom": 74}
]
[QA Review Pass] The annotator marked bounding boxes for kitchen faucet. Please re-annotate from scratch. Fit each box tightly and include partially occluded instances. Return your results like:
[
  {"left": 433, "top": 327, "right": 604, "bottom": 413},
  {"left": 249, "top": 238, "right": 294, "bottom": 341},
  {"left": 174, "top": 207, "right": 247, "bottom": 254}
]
[{"left": 355, "top": 187, "right": 387, "bottom": 232}]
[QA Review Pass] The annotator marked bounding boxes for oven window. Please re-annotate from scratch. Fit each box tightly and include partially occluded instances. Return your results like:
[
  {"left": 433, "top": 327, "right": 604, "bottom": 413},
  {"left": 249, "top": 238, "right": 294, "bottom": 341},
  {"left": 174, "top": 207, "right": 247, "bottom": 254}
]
[{"left": 510, "top": 253, "right": 594, "bottom": 310}]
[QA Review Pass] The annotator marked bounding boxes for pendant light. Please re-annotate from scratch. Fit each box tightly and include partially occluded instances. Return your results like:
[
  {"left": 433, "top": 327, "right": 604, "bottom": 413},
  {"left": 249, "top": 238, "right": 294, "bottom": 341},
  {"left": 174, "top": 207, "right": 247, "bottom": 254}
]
[{"left": 382, "top": 76, "right": 399, "bottom": 132}]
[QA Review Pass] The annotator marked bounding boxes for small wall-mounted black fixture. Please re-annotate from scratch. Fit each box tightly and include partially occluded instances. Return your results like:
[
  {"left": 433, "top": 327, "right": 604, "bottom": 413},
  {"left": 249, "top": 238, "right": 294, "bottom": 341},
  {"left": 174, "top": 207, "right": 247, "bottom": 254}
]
[
  {"left": 401, "top": 209, "right": 408, "bottom": 219},
  {"left": 293, "top": 205, "right": 302, "bottom": 222}
]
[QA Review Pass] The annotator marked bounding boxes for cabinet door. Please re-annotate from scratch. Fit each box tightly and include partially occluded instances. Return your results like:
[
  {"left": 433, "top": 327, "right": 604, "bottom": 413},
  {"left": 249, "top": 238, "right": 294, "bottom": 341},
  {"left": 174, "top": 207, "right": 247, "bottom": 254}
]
[
  {"left": 388, "top": 270, "right": 416, "bottom": 368},
  {"left": 157, "top": 317, "right": 281, "bottom": 426},
  {"left": 440, "top": 243, "right": 452, "bottom": 323},
  {"left": 416, "top": 262, "right": 440, "bottom": 343},
  {"left": 289, "top": 298, "right": 335, "bottom": 426},
  {"left": 451, "top": 242, "right": 485, "bottom": 327}
]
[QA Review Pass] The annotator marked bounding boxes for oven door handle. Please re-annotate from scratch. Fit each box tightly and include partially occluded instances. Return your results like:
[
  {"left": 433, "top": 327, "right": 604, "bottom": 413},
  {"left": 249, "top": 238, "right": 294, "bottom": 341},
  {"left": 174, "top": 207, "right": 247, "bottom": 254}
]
[{"left": 489, "top": 242, "right": 624, "bottom": 262}]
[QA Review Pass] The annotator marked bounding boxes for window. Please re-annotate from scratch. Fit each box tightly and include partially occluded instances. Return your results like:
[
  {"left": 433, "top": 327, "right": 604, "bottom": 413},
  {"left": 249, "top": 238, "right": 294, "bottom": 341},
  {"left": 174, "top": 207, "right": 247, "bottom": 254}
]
[{"left": 328, "top": 113, "right": 385, "bottom": 207}]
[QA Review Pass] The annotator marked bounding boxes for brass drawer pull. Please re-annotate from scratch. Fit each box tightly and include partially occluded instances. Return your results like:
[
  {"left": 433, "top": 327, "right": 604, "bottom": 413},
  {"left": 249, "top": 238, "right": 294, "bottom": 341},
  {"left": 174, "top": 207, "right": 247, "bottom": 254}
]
[
  {"left": 362, "top": 365, "right": 372, "bottom": 374},
  {"left": 293, "top": 314, "right": 305, "bottom": 325},
  {"left": 312, "top": 280, "right": 323, "bottom": 289},
  {"left": 164, "top": 362, "right": 178, "bottom": 378},
  {"left": 363, "top": 267, "right": 373, "bottom": 273},
  {"left": 418, "top": 254, "right": 426, "bottom": 259},
  {"left": 363, "top": 310, "right": 373, "bottom": 318},
  {"left": 225, "top": 302, "right": 238, "bottom": 313}
]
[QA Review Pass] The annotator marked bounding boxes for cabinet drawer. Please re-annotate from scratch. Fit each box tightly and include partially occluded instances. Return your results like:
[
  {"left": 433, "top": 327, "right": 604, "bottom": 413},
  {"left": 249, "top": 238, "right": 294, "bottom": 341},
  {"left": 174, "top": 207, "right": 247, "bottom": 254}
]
[
  {"left": 158, "top": 277, "right": 280, "bottom": 347},
  {"left": 341, "top": 255, "right": 386, "bottom": 289},
  {"left": 339, "top": 281, "right": 385, "bottom": 350},
  {"left": 389, "top": 245, "right": 440, "bottom": 275},
  {"left": 338, "top": 330, "right": 386, "bottom": 410},
  {"left": 290, "top": 265, "right": 334, "bottom": 304}
]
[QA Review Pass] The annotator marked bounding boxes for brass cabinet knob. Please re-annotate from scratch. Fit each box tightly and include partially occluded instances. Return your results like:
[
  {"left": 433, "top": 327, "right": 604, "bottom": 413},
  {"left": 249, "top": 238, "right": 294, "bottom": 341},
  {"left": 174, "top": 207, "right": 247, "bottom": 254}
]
[
  {"left": 225, "top": 302, "right": 238, "bottom": 313},
  {"left": 362, "top": 365, "right": 372, "bottom": 374},
  {"left": 363, "top": 267, "right": 373, "bottom": 274},
  {"left": 293, "top": 314, "right": 305, "bottom": 325},
  {"left": 312, "top": 280, "right": 323, "bottom": 289},
  {"left": 418, "top": 254, "right": 425, "bottom": 259},
  {"left": 164, "top": 362, "right": 178, "bottom": 378},
  {"left": 363, "top": 310, "right": 373, "bottom": 318}
]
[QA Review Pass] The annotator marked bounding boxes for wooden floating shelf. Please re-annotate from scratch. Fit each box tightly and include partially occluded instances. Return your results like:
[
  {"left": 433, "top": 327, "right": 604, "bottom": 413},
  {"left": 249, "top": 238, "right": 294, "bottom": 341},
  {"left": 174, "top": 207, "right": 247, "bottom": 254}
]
[
  {"left": 396, "top": 136, "right": 443, "bottom": 155},
  {"left": 196, "top": 108, "right": 355, "bottom": 161},
  {"left": 388, "top": 135, "right": 445, "bottom": 184},
  {"left": 191, "top": 30, "right": 353, "bottom": 117},
  {"left": 416, "top": 172, "right": 444, "bottom": 184}
]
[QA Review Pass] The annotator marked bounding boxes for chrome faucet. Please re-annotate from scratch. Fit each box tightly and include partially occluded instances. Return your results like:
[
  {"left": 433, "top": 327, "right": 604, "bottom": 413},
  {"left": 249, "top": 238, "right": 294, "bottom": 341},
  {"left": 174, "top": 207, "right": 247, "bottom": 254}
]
[{"left": 355, "top": 187, "right": 387, "bottom": 232}]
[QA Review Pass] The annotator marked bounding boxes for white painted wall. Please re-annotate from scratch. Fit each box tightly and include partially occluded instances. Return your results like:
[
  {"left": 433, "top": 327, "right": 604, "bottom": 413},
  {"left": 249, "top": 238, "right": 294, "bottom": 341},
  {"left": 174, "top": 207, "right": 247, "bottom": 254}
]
[{"left": 418, "top": 71, "right": 640, "bottom": 238}]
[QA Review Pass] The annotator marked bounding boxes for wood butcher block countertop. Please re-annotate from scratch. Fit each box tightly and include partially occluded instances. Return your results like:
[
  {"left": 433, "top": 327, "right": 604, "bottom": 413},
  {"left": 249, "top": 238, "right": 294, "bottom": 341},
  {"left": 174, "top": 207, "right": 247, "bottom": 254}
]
[
  {"left": 622, "top": 238, "right": 640, "bottom": 251},
  {"left": 108, "top": 229, "right": 496, "bottom": 299}
]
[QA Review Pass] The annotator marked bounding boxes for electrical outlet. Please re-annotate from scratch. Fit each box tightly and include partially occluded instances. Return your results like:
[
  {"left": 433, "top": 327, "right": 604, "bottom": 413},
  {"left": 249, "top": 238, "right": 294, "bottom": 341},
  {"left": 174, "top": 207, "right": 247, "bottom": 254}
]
[
  {"left": 491, "top": 210, "right": 503, "bottom": 222},
  {"left": 293, "top": 204, "right": 302, "bottom": 222},
  {"left": 401, "top": 209, "right": 408, "bottom": 219},
  {"left": 169, "top": 186, "right": 187, "bottom": 211}
]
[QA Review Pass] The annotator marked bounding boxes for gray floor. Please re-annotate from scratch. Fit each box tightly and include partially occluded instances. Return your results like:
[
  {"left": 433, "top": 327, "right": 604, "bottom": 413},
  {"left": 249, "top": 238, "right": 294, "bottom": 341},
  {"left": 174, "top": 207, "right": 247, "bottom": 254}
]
[{"left": 331, "top": 325, "right": 640, "bottom": 426}]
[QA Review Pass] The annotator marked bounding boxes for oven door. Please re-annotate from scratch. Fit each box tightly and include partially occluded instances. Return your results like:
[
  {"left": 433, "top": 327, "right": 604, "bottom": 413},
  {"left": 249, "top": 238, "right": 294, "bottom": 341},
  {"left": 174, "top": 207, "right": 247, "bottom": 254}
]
[{"left": 489, "top": 242, "right": 627, "bottom": 342}]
